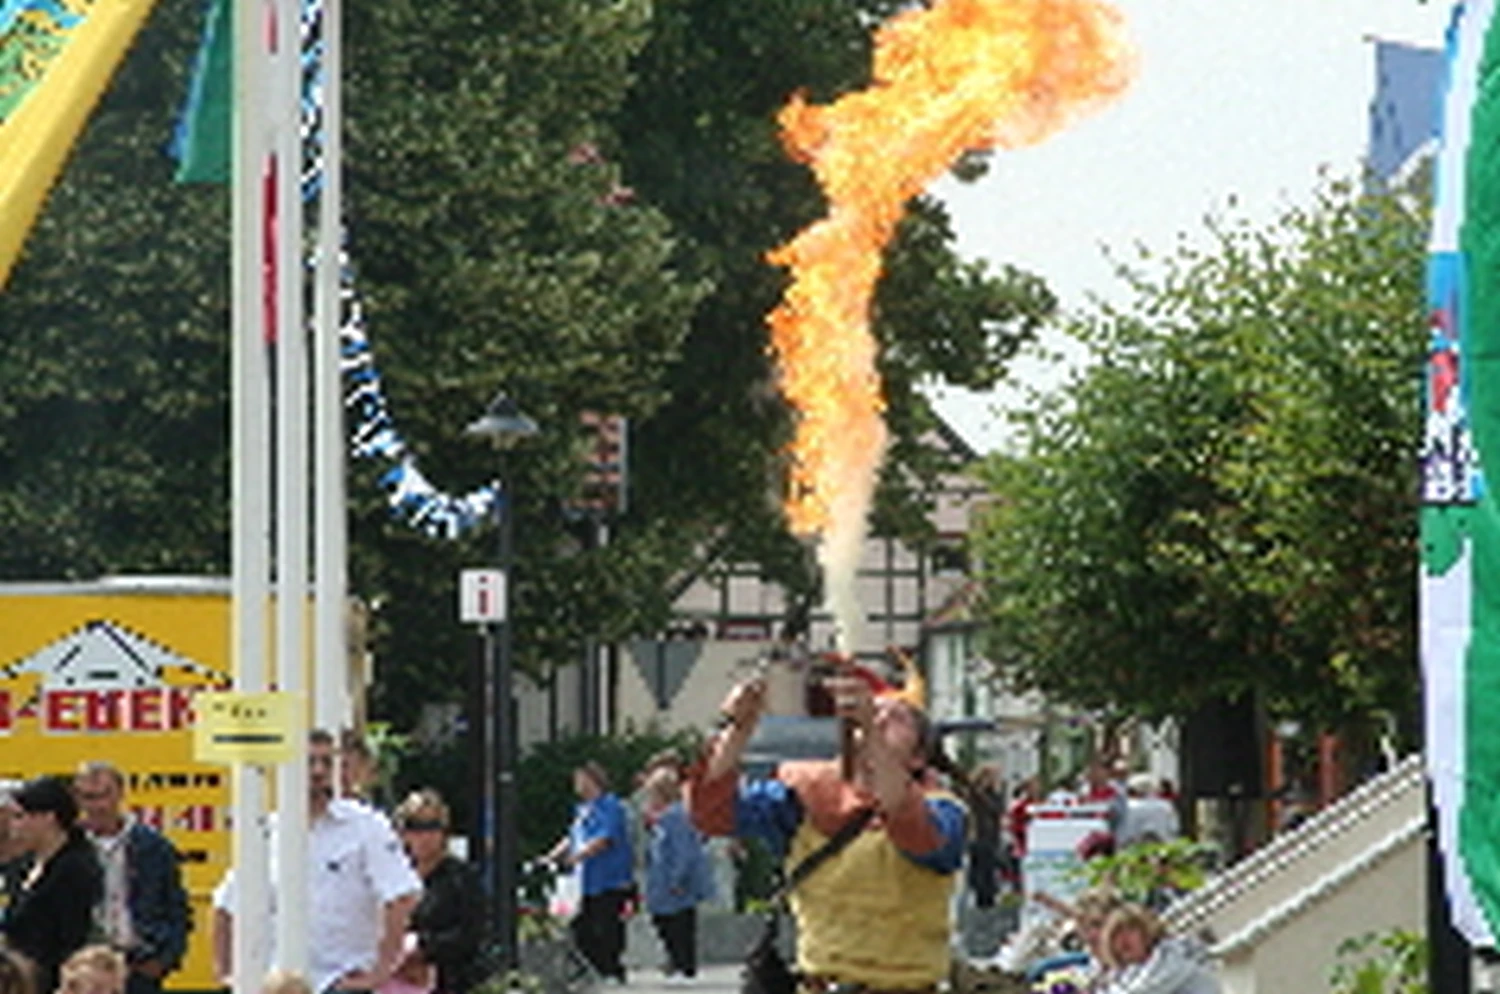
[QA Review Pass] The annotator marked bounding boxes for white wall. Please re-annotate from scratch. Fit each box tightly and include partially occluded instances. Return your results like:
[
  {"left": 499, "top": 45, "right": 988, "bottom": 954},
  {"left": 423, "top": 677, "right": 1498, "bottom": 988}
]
[
  {"left": 1219, "top": 841, "right": 1423, "bottom": 994},
  {"left": 614, "top": 639, "right": 775, "bottom": 733}
]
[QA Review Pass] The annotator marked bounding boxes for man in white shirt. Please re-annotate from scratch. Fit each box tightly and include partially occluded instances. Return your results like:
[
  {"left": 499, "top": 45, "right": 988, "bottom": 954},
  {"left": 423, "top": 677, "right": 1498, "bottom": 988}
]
[{"left": 212, "top": 730, "right": 422, "bottom": 993}]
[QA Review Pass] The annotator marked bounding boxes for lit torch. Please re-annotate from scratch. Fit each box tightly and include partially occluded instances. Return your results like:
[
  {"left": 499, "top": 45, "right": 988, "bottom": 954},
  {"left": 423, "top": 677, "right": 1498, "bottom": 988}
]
[{"left": 822, "top": 648, "right": 859, "bottom": 780}]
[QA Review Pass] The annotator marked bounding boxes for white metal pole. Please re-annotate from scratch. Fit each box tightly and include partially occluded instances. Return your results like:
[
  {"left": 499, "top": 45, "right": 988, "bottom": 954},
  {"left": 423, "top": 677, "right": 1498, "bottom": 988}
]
[
  {"left": 272, "top": 0, "right": 309, "bottom": 973},
  {"left": 313, "top": 0, "right": 350, "bottom": 735},
  {"left": 231, "top": 0, "right": 271, "bottom": 989}
]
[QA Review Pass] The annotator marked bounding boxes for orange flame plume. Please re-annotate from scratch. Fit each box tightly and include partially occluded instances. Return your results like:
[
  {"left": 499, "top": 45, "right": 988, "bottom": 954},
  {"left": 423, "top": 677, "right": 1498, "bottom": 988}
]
[{"left": 766, "top": 0, "right": 1132, "bottom": 641}]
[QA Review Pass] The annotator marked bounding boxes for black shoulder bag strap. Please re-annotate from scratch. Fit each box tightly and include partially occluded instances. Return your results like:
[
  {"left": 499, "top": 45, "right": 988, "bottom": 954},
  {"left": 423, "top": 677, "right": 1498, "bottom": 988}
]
[
  {"left": 773, "top": 806, "right": 877, "bottom": 903},
  {"left": 758, "top": 805, "right": 877, "bottom": 948}
]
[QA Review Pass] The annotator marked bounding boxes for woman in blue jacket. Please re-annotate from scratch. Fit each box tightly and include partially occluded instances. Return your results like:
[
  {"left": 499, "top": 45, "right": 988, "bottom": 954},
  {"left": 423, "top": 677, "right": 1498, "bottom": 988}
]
[{"left": 641, "top": 769, "right": 714, "bottom": 983}]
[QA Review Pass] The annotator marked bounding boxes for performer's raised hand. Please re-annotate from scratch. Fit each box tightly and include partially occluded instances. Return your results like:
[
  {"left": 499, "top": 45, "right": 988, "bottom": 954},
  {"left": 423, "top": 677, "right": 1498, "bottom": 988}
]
[
  {"left": 719, "top": 675, "right": 768, "bottom": 730},
  {"left": 705, "top": 676, "right": 766, "bottom": 781}
]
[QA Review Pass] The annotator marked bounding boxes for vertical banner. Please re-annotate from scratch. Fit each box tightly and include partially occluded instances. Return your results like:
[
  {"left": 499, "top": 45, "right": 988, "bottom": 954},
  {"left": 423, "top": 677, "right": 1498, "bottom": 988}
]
[{"left": 1421, "top": 0, "right": 1500, "bottom": 946}]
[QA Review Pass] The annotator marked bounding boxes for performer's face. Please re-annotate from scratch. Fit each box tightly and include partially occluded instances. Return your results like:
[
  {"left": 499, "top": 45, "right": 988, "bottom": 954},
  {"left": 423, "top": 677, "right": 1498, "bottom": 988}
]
[
  {"left": 871, "top": 698, "right": 924, "bottom": 768},
  {"left": 573, "top": 769, "right": 602, "bottom": 800}
]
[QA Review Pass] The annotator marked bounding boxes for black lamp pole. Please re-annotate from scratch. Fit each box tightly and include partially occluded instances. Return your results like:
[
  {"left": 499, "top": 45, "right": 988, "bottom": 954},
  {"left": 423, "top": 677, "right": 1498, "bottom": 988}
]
[
  {"left": 494, "top": 449, "right": 519, "bottom": 972},
  {"left": 465, "top": 392, "right": 538, "bottom": 973}
]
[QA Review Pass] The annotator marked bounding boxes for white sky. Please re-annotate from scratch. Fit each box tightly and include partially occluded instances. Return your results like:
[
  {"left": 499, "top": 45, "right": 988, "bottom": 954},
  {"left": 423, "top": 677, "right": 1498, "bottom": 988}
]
[{"left": 928, "top": 0, "right": 1453, "bottom": 454}]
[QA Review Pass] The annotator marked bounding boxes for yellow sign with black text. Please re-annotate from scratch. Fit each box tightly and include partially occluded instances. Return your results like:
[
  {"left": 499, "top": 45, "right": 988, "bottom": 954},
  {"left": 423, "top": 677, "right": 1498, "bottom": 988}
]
[{"left": 193, "top": 690, "right": 302, "bottom": 764}]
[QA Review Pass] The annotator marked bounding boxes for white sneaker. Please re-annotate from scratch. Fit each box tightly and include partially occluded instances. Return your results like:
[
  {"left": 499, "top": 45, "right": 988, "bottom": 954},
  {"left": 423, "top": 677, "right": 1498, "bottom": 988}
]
[{"left": 664, "top": 975, "right": 694, "bottom": 987}]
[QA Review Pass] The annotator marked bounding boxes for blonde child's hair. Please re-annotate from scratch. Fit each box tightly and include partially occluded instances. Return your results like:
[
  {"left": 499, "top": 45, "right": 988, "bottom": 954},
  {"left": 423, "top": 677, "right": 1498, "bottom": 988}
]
[
  {"left": 1073, "top": 887, "right": 1125, "bottom": 926},
  {"left": 1100, "top": 903, "right": 1168, "bottom": 968},
  {"left": 261, "top": 970, "right": 314, "bottom": 994},
  {"left": 59, "top": 946, "right": 125, "bottom": 994}
]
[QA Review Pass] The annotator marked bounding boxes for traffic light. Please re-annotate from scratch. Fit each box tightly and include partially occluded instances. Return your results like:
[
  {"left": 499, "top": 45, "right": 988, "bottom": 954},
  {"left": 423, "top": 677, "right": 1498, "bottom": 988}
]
[{"left": 573, "top": 411, "right": 628, "bottom": 514}]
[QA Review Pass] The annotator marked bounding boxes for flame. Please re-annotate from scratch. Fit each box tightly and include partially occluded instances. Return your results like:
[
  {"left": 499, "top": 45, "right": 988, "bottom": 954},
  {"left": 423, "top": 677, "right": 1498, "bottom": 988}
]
[{"left": 766, "top": 0, "right": 1132, "bottom": 642}]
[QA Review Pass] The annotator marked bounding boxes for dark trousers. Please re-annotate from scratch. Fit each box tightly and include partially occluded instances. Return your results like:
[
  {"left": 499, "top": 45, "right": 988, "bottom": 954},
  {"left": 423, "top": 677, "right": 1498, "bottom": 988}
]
[
  {"left": 572, "top": 887, "right": 630, "bottom": 981},
  {"left": 651, "top": 908, "right": 697, "bottom": 977},
  {"left": 126, "top": 969, "right": 163, "bottom": 994},
  {"left": 968, "top": 842, "right": 998, "bottom": 909}
]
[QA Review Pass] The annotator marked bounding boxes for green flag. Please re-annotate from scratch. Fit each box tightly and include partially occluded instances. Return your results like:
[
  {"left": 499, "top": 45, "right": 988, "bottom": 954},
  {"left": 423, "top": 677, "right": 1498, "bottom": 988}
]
[
  {"left": 1423, "top": 0, "right": 1500, "bottom": 946},
  {"left": 171, "top": 0, "right": 230, "bottom": 183}
]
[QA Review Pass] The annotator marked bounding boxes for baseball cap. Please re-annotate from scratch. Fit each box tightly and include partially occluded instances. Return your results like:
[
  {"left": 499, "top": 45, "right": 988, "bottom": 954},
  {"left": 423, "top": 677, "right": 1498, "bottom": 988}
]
[{"left": 12, "top": 776, "right": 79, "bottom": 827}]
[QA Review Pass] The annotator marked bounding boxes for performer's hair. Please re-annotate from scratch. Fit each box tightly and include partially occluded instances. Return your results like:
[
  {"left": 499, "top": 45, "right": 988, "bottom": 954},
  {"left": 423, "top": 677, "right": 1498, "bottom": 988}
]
[{"left": 923, "top": 737, "right": 1000, "bottom": 828}]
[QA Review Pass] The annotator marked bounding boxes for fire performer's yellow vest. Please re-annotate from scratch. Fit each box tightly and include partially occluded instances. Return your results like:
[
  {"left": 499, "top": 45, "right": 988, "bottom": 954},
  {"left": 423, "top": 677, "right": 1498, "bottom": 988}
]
[{"left": 784, "top": 804, "right": 959, "bottom": 989}]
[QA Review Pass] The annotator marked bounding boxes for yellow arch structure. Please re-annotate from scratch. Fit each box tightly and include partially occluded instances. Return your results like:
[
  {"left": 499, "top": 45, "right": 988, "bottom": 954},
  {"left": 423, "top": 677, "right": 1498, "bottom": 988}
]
[{"left": 0, "top": 0, "right": 159, "bottom": 289}]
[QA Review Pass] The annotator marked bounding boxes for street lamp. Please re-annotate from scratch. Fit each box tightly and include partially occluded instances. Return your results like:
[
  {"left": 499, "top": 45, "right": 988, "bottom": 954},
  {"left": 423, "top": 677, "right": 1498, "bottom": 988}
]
[{"left": 465, "top": 390, "right": 539, "bottom": 971}]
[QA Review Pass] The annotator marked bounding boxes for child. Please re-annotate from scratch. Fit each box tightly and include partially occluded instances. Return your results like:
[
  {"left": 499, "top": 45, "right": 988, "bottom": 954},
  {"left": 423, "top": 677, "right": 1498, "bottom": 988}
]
[
  {"left": 57, "top": 947, "right": 124, "bottom": 994},
  {"left": 260, "top": 971, "right": 313, "bottom": 994}
]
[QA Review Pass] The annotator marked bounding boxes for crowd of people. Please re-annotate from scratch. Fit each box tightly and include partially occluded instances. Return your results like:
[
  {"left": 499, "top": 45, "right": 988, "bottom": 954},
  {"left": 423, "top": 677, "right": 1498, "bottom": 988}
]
[
  {"left": 507, "top": 661, "right": 1218, "bottom": 994},
  {"left": 0, "top": 730, "right": 726, "bottom": 994},
  {"left": 0, "top": 764, "right": 189, "bottom": 994},
  {"left": 0, "top": 683, "right": 1220, "bottom": 994},
  {"left": 0, "top": 733, "right": 494, "bottom": 994}
]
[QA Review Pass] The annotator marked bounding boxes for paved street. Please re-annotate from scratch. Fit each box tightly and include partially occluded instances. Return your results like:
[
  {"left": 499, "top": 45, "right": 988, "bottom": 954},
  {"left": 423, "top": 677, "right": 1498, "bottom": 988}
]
[{"left": 620, "top": 965, "right": 741, "bottom": 994}]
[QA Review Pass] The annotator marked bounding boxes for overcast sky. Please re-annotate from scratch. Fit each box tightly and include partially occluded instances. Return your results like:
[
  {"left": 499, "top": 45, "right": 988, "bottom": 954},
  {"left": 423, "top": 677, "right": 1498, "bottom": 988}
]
[{"left": 927, "top": 0, "right": 1452, "bottom": 453}]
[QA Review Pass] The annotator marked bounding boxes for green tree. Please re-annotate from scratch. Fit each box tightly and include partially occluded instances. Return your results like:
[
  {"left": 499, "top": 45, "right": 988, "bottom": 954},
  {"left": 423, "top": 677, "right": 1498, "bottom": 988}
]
[
  {"left": 0, "top": 0, "right": 231, "bottom": 579},
  {"left": 0, "top": 0, "right": 706, "bottom": 730},
  {"left": 612, "top": 0, "right": 1056, "bottom": 605},
  {"left": 342, "top": 0, "right": 705, "bottom": 720},
  {"left": 975, "top": 178, "right": 1428, "bottom": 732}
]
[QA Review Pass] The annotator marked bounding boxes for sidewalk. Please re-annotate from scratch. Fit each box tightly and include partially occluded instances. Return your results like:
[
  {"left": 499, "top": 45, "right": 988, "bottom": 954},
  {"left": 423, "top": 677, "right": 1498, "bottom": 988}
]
[{"left": 622, "top": 965, "right": 741, "bottom": 994}]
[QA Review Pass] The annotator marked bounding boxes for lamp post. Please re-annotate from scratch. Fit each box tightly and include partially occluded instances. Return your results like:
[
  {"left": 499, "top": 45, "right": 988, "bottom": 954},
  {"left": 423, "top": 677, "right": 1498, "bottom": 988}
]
[{"left": 465, "top": 391, "right": 539, "bottom": 971}]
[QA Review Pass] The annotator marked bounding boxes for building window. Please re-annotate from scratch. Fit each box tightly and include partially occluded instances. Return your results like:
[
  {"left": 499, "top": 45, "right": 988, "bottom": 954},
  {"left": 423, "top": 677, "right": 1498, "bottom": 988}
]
[{"left": 930, "top": 539, "right": 968, "bottom": 575}]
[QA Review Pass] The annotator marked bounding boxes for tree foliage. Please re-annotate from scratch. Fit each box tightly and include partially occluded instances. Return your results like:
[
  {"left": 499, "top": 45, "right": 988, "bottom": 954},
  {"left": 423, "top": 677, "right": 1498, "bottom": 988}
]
[
  {"left": 612, "top": 0, "right": 1056, "bottom": 586},
  {"left": 342, "top": 0, "right": 704, "bottom": 719},
  {"left": 975, "top": 178, "right": 1428, "bottom": 731},
  {"left": 0, "top": 0, "right": 230, "bottom": 579}
]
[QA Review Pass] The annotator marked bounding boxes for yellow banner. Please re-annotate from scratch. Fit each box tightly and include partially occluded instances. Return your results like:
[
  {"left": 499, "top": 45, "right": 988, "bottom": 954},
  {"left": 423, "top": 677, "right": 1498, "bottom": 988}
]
[{"left": 0, "top": 0, "right": 158, "bottom": 289}]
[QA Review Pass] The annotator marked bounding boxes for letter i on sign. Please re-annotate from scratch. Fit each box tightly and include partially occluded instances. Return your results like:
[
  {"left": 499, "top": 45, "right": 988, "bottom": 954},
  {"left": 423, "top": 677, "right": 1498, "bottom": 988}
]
[{"left": 459, "top": 569, "right": 507, "bottom": 624}]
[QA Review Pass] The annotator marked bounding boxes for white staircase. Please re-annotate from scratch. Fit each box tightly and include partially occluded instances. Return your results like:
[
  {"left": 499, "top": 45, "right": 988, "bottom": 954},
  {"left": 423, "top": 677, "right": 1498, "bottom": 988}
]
[{"left": 1164, "top": 754, "right": 1426, "bottom": 994}]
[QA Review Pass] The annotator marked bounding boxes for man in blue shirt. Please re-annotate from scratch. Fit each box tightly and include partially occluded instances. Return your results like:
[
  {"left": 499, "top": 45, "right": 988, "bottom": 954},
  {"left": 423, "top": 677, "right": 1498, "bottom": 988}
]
[{"left": 547, "top": 761, "right": 634, "bottom": 984}]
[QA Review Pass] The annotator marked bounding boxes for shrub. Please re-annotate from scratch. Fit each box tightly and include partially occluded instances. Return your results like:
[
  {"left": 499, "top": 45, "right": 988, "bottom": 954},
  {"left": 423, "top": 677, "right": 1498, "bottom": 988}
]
[
  {"left": 1329, "top": 929, "right": 1427, "bottom": 994},
  {"left": 1075, "top": 838, "right": 1217, "bottom": 909}
]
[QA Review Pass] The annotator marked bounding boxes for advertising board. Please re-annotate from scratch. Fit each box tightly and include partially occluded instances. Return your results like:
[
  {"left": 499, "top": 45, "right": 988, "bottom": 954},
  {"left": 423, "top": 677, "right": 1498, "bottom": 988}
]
[{"left": 0, "top": 580, "right": 233, "bottom": 990}]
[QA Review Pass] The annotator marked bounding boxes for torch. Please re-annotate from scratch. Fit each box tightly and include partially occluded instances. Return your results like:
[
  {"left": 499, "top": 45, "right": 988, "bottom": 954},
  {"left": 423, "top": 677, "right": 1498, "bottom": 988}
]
[{"left": 819, "top": 648, "right": 858, "bottom": 780}]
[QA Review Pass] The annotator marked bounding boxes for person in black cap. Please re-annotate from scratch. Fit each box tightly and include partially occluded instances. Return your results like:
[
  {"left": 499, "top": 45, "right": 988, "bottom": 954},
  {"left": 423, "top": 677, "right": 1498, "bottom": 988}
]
[{"left": 3, "top": 776, "right": 103, "bottom": 994}]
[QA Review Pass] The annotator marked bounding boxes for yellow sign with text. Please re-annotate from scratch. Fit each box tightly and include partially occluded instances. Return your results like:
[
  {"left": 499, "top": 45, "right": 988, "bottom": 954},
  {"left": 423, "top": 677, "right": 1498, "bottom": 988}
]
[
  {"left": 193, "top": 691, "right": 302, "bottom": 764},
  {"left": 0, "top": 580, "right": 233, "bottom": 991}
]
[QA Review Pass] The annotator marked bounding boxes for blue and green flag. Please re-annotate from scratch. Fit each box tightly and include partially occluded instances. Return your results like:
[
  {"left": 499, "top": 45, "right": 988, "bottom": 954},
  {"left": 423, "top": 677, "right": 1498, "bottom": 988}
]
[{"left": 1423, "top": 0, "right": 1500, "bottom": 946}]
